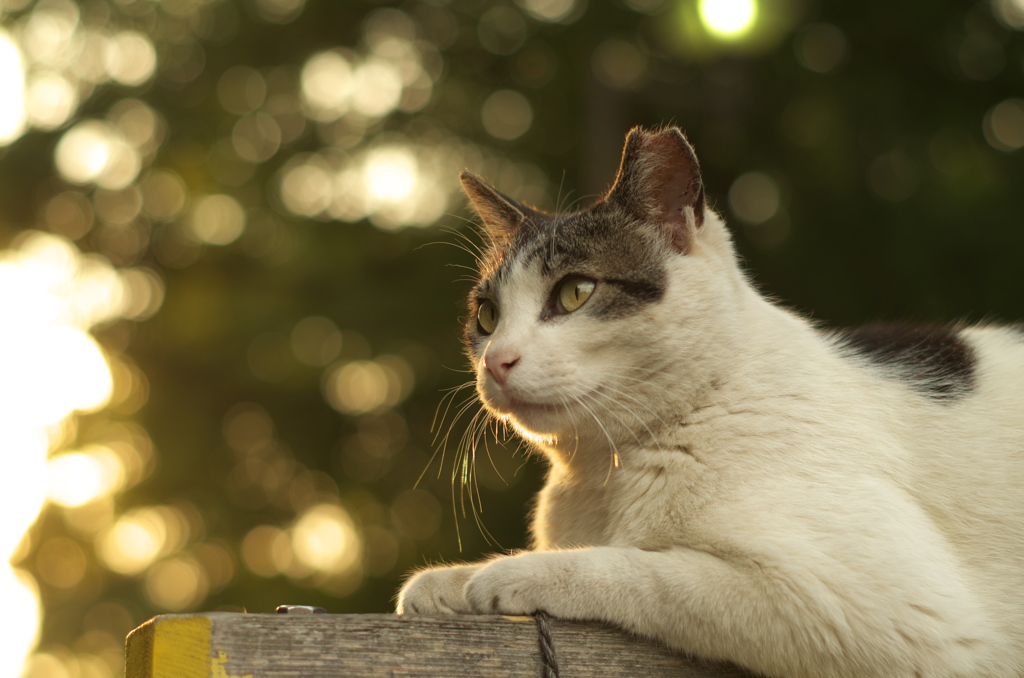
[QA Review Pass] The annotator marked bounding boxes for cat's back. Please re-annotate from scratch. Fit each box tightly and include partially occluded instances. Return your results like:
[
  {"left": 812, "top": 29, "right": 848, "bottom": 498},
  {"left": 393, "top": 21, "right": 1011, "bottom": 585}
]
[
  {"left": 961, "top": 324, "right": 1024, "bottom": 415},
  {"left": 827, "top": 321, "right": 1024, "bottom": 439},
  {"left": 905, "top": 323, "right": 1024, "bottom": 524},
  {"left": 828, "top": 321, "right": 1024, "bottom": 518},
  {"left": 873, "top": 324, "right": 1024, "bottom": 654},
  {"left": 883, "top": 323, "right": 1024, "bottom": 457}
]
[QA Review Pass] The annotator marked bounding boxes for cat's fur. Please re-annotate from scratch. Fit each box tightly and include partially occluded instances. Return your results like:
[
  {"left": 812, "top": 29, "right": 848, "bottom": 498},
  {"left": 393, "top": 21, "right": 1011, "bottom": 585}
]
[{"left": 397, "top": 126, "right": 1024, "bottom": 678}]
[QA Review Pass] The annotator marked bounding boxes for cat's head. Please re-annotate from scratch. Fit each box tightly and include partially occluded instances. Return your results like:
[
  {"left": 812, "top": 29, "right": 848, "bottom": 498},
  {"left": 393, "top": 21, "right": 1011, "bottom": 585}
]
[{"left": 461, "top": 127, "right": 747, "bottom": 450}]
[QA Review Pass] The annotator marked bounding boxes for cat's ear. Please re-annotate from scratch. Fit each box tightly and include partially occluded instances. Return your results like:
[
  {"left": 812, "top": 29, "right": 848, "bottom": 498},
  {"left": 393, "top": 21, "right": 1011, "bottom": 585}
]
[
  {"left": 460, "top": 171, "right": 534, "bottom": 241},
  {"left": 606, "top": 126, "right": 706, "bottom": 253}
]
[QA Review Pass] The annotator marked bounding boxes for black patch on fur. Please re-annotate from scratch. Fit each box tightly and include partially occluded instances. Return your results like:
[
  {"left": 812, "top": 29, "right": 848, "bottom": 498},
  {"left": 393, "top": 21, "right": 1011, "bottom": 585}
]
[
  {"left": 836, "top": 324, "right": 976, "bottom": 400},
  {"left": 605, "top": 277, "right": 664, "bottom": 303}
]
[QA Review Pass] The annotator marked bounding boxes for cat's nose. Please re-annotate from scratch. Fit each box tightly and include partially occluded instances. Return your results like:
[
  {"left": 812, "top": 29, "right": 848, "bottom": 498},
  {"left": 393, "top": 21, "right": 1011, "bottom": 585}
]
[{"left": 485, "top": 352, "right": 520, "bottom": 386}]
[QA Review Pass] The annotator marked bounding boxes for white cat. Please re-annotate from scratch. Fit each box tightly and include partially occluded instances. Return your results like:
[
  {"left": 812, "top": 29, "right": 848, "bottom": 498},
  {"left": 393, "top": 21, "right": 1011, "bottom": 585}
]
[{"left": 397, "top": 126, "right": 1024, "bottom": 678}]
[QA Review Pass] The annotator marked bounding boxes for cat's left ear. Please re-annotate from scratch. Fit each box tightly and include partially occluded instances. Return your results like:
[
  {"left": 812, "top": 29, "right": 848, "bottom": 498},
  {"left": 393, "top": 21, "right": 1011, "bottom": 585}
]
[
  {"left": 460, "top": 171, "right": 539, "bottom": 242},
  {"left": 606, "top": 126, "right": 706, "bottom": 253}
]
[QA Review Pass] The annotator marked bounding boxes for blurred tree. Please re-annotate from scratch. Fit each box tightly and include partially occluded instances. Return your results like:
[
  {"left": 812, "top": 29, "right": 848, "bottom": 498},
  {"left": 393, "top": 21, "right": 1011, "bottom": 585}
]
[{"left": 0, "top": 0, "right": 1023, "bottom": 676}]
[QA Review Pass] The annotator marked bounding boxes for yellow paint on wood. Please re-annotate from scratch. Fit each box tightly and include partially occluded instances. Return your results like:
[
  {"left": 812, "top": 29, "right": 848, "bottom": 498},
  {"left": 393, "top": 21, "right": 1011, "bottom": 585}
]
[
  {"left": 212, "top": 650, "right": 254, "bottom": 678},
  {"left": 151, "top": 615, "right": 212, "bottom": 678}
]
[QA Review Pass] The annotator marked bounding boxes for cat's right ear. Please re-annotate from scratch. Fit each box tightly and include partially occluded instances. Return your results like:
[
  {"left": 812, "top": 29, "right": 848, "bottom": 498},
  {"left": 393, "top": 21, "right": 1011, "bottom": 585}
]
[
  {"left": 460, "top": 171, "right": 528, "bottom": 242},
  {"left": 606, "top": 126, "right": 706, "bottom": 253}
]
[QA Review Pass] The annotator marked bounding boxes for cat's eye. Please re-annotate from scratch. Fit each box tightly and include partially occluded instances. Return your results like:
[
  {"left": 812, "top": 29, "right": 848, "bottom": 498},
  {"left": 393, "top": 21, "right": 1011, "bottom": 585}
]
[
  {"left": 557, "top": 276, "right": 596, "bottom": 313},
  {"left": 477, "top": 299, "right": 499, "bottom": 334}
]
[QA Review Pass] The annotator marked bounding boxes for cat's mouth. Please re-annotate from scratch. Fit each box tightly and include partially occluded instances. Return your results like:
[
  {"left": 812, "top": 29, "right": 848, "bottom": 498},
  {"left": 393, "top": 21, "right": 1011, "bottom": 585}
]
[
  {"left": 486, "top": 393, "right": 561, "bottom": 418},
  {"left": 489, "top": 396, "right": 565, "bottom": 438},
  {"left": 508, "top": 396, "right": 560, "bottom": 412}
]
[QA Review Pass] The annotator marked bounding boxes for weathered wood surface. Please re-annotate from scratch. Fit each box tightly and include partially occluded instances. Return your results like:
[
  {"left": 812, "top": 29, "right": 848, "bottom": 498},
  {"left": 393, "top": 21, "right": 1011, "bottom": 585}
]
[{"left": 125, "top": 612, "right": 757, "bottom": 677}]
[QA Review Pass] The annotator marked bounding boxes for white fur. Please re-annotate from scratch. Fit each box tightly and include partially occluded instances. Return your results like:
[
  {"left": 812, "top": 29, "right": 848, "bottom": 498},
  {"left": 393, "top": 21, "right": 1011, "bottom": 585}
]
[{"left": 398, "top": 210, "right": 1024, "bottom": 678}]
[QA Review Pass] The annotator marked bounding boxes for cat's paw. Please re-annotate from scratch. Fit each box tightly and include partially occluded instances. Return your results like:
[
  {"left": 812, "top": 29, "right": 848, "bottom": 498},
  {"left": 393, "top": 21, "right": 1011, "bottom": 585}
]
[
  {"left": 397, "top": 564, "right": 480, "bottom": 614},
  {"left": 466, "top": 552, "right": 577, "bottom": 617}
]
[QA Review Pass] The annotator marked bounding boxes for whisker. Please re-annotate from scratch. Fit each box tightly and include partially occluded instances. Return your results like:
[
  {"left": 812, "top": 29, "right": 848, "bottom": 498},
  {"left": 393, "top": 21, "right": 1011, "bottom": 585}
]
[
  {"left": 564, "top": 191, "right": 602, "bottom": 213},
  {"left": 415, "top": 385, "right": 479, "bottom": 489},
  {"left": 440, "top": 224, "right": 489, "bottom": 264},
  {"left": 455, "top": 408, "right": 488, "bottom": 514},
  {"left": 555, "top": 169, "right": 568, "bottom": 214},
  {"left": 431, "top": 394, "right": 482, "bottom": 481},
  {"left": 482, "top": 424, "right": 509, "bottom": 486},
  {"left": 418, "top": 236, "right": 484, "bottom": 269},
  {"left": 569, "top": 393, "right": 621, "bottom": 485},
  {"left": 462, "top": 412, "right": 504, "bottom": 549},
  {"left": 431, "top": 382, "right": 476, "bottom": 435},
  {"left": 586, "top": 382, "right": 667, "bottom": 449}
]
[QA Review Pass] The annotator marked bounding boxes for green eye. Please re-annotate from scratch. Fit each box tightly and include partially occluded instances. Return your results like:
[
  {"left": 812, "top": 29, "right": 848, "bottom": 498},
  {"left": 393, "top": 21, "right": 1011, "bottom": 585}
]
[
  {"left": 477, "top": 299, "right": 499, "bottom": 334},
  {"left": 558, "top": 276, "right": 596, "bottom": 313}
]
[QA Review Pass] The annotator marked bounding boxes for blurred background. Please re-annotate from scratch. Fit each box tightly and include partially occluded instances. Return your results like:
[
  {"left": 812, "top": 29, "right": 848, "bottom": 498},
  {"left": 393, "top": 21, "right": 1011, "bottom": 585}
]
[{"left": 1, "top": 0, "right": 1023, "bottom": 675}]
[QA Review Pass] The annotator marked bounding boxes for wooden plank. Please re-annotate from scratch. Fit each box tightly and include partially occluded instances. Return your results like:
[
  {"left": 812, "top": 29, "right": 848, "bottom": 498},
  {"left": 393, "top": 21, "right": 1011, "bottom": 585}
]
[
  {"left": 125, "top": 612, "right": 755, "bottom": 677},
  {"left": 126, "top": 614, "right": 211, "bottom": 678}
]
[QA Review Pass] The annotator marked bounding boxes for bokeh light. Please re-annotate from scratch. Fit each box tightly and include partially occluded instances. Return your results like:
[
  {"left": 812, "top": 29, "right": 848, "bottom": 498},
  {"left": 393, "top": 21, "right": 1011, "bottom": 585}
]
[
  {"left": 516, "top": 0, "right": 582, "bottom": 24},
  {"left": 96, "top": 505, "right": 191, "bottom": 578},
  {"left": 241, "top": 525, "right": 293, "bottom": 578},
  {"left": 0, "top": 1, "right": 160, "bottom": 153},
  {"left": 35, "top": 537, "right": 88, "bottom": 589},
  {"left": 291, "top": 504, "right": 361, "bottom": 574},
  {"left": 239, "top": 502, "right": 364, "bottom": 592},
  {"left": 0, "top": 29, "right": 26, "bottom": 144},
  {"left": 96, "top": 510, "right": 166, "bottom": 577},
  {"left": 481, "top": 90, "right": 534, "bottom": 140},
  {"left": 279, "top": 155, "right": 333, "bottom": 217},
  {"left": 351, "top": 58, "right": 404, "bottom": 118},
  {"left": 300, "top": 51, "right": 353, "bottom": 121},
  {"left": 0, "top": 227, "right": 154, "bottom": 676},
  {"left": 105, "top": 31, "right": 157, "bottom": 87},
  {"left": 699, "top": 0, "right": 758, "bottom": 37},
  {"left": 144, "top": 556, "right": 209, "bottom": 612},
  {"left": 0, "top": 569, "right": 40, "bottom": 678},
  {"left": 278, "top": 139, "right": 461, "bottom": 228},
  {"left": 728, "top": 171, "right": 780, "bottom": 225},
  {"left": 365, "top": 146, "right": 418, "bottom": 202},
  {"left": 592, "top": 39, "right": 648, "bottom": 89},
  {"left": 140, "top": 170, "right": 188, "bottom": 223},
  {"left": 983, "top": 98, "right": 1024, "bottom": 151},
  {"left": 256, "top": 0, "right": 308, "bottom": 24},
  {"left": 2, "top": 326, "right": 112, "bottom": 425},
  {"left": 291, "top": 316, "right": 343, "bottom": 367},
  {"left": 299, "top": 30, "right": 433, "bottom": 126},
  {"left": 1, "top": 1, "right": 1016, "bottom": 676},
  {"left": 47, "top": 446, "right": 125, "bottom": 508},
  {"left": 993, "top": 0, "right": 1024, "bottom": 29},
  {"left": 478, "top": 7, "right": 528, "bottom": 55},
  {"left": 793, "top": 24, "right": 848, "bottom": 73},
  {"left": 24, "top": 70, "right": 77, "bottom": 130},
  {"left": 189, "top": 194, "right": 247, "bottom": 245},
  {"left": 323, "top": 357, "right": 414, "bottom": 415},
  {"left": 55, "top": 121, "right": 141, "bottom": 190}
]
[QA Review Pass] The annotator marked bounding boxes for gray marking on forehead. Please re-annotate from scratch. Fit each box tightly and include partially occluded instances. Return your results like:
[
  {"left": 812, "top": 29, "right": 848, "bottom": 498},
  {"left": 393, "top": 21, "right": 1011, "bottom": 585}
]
[{"left": 474, "top": 204, "right": 670, "bottom": 321}]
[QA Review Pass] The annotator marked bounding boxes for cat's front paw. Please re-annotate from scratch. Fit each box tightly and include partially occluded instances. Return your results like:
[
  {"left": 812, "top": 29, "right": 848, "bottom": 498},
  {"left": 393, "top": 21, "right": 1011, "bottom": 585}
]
[
  {"left": 397, "top": 564, "right": 480, "bottom": 614},
  {"left": 466, "top": 552, "right": 578, "bottom": 617}
]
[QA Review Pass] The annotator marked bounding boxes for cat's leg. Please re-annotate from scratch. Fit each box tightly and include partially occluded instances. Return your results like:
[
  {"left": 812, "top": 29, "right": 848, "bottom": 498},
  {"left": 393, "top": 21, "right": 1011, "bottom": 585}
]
[
  {"left": 462, "top": 546, "right": 991, "bottom": 678},
  {"left": 397, "top": 563, "right": 485, "bottom": 614}
]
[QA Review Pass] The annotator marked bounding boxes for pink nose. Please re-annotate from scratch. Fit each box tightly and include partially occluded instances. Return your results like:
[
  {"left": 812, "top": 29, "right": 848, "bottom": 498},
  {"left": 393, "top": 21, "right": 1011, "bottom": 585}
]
[{"left": 485, "top": 352, "right": 520, "bottom": 386}]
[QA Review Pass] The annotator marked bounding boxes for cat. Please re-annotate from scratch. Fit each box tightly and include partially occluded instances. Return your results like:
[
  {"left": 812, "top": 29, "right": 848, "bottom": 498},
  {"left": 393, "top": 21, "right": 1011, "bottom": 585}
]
[{"left": 396, "top": 126, "right": 1024, "bottom": 678}]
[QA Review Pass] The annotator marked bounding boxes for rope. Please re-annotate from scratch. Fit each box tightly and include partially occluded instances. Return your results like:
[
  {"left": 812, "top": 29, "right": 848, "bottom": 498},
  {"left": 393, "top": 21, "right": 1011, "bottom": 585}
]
[{"left": 534, "top": 610, "right": 561, "bottom": 678}]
